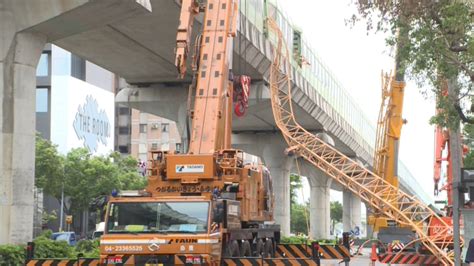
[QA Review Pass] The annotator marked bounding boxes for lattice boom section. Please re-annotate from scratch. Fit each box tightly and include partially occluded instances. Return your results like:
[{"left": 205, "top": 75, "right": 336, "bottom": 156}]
[{"left": 266, "top": 18, "right": 457, "bottom": 266}]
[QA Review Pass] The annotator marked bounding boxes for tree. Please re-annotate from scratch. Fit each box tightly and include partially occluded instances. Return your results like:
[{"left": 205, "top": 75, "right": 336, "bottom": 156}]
[
  {"left": 290, "top": 201, "right": 309, "bottom": 235},
  {"left": 289, "top": 173, "right": 309, "bottom": 235},
  {"left": 290, "top": 173, "right": 302, "bottom": 205},
  {"left": 330, "top": 201, "right": 343, "bottom": 235},
  {"left": 463, "top": 123, "right": 474, "bottom": 167},
  {"left": 35, "top": 135, "right": 64, "bottom": 199},
  {"left": 35, "top": 137, "right": 147, "bottom": 233},
  {"left": 63, "top": 148, "right": 146, "bottom": 214},
  {"left": 351, "top": 0, "right": 473, "bottom": 128}
]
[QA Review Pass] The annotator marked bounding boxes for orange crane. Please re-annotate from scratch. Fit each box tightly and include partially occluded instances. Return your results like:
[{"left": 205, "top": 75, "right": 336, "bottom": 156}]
[
  {"left": 97, "top": 1, "right": 282, "bottom": 264},
  {"left": 266, "top": 17, "right": 459, "bottom": 265}
]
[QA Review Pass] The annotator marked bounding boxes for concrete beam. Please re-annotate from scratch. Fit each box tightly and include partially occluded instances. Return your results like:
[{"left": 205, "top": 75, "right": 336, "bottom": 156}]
[
  {"left": 27, "top": 0, "right": 152, "bottom": 41},
  {"left": 1, "top": 9, "right": 46, "bottom": 242}
]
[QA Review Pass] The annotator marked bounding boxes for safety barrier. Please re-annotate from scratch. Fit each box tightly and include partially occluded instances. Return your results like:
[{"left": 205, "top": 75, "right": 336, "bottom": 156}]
[
  {"left": 221, "top": 258, "right": 319, "bottom": 265},
  {"left": 317, "top": 245, "right": 350, "bottom": 260},
  {"left": 275, "top": 244, "right": 311, "bottom": 258},
  {"left": 25, "top": 258, "right": 100, "bottom": 266},
  {"left": 378, "top": 252, "right": 440, "bottom": 265}
]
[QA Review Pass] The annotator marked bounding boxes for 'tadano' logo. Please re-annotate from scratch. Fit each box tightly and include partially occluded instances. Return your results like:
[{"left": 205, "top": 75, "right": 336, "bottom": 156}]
[{"left": 73, "top": 95, "right": 111, "bottom": 152}]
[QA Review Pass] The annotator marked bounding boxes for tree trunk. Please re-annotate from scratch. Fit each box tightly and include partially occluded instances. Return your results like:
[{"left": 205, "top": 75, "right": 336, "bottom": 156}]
[{"left": 448, "top": 79, "right": 462, "bottom": 266}]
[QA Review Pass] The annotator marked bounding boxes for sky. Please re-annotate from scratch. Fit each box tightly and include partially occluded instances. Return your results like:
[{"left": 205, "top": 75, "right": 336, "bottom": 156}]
[{"left": 276, "top": 0, "right": 438, "bottom": 204}]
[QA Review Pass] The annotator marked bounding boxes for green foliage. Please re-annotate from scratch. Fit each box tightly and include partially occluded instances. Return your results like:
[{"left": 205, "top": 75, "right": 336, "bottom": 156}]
[
  {"left": 0, "top": 231, "right": 100, "bottom": 264},
  {"left": 280, "top": 236, "right": 310, "bottom": 244},
  {"left": 35, "top": 134, "right": 64, "bottom": 198},
  {"left": 35, "top": 136, "right": 147, "bottom": 233},
  {"left": 63, "top": 148, "right": 146, "bottom": 213},
  {"left": 0, "top": 244, "right": 25, "bottom": 266},
  {"left": 75, "top": 239, "right": 100, "bottom": 257},
  {"left": 33, "top": 230, "right": 75, "bottom": 259},
  {"left": 330, "top": 201, "right": 343, "bottom": 225},
  {"left": 463, "top": 124, "right": 474, "bottom": 168},
  {"left": 42, "top": 210, "right": 58, "bottom": 225},
  {"left": 330, "top": 201, "right": 343, "bottom": 236},
  {"left": 290, "top": 174, "right": 302, "bottom": 205},
  {"left": 290, "top": 202, "right": 309, "bottom": 235},
  {"left": 289, "top": 174, "right": 309, "bottom": 235},
  {"left": 280, "top": 236, "right": 336, "bottom": 245},
  {"left": 351, "top": 0, "right": 473, "bottom": 127}
]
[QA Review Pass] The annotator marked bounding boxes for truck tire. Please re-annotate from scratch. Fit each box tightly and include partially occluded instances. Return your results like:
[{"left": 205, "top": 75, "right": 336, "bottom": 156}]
[
  {"left": 263, "top": 239, "right": 274, "bottom": 258},
  {"left": 255, "top": 239, "right": 265, "bottom": 256},
  {"left": 241, "top": 240, "right": 251, "bottom": 257},
  {"left": 226, "top": 240, "right": 241, "bottom": 257}
]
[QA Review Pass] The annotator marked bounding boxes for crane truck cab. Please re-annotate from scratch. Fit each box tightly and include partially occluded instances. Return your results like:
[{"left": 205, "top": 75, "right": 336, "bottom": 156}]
[
  {"left": 99, "top": 150, "right": 279, "bottom": 265},
  {"left": 101, "top": 194, "right": 221, "bottom": 264}
]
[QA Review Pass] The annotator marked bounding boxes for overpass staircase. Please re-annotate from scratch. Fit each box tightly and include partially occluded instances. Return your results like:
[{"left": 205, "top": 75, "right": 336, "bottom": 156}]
[{"left": 266, "top": 18, "right": 458, "bottom": 266}]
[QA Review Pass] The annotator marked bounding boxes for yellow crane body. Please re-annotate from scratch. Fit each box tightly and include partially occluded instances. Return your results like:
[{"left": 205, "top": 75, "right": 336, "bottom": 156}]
[{"left": 369, "top": 72, "right": 406, "bottom": 231}]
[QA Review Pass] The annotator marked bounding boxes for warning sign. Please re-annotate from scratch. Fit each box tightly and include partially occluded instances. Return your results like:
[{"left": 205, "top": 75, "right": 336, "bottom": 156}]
[{"left": 175, "top": 164, "right": 205, "bottom": 173}]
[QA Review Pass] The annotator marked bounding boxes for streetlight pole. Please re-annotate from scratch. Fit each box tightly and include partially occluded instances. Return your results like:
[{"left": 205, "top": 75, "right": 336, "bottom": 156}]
[
  {"left": 59, "top": 181, "right": 64, "bottom": 232},
  {"left": 59, "top": 165, "right": 65, "bottom": 232}
]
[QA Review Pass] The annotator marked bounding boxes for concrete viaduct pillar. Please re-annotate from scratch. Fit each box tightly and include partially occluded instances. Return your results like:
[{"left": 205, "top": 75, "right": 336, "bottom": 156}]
[
  {"left": 1, "top": 0, "right": 152, "bottom": 244},
  {"left": 343, "top": 190, "right": 361, "bottom": 234},
  {"left": 232, "top": 132, "right": 292, "bottom": 236},
  {"left": 298, "top": 161, "right": 332, "bottom": 239},
  {"left": 0, "top": 9, "right": 46, "bottom": 244}
]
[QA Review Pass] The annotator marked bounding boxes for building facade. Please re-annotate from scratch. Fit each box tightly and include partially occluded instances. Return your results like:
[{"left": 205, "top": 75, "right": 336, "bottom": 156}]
[{"left": 35, "top": 44, "right": 116, "bottom": 235}]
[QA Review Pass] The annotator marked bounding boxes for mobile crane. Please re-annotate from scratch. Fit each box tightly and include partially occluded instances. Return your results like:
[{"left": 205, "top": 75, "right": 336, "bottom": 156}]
[
  {"left": 98, "top": 0, "right": 280, "bottom": 264},
  {"left": 368, "top": 70, "right": 412, "bottom": 239}
]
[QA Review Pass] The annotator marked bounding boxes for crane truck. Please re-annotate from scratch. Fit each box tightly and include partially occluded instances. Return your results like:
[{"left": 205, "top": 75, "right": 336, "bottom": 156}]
[{"left": 99, "top": 0, "right": 279, "bottom": 264}]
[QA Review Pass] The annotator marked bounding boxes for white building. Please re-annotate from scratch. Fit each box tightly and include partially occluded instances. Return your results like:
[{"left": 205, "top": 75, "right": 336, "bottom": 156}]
[{"left": 35, "top": 44, "right": 116, "bottom": 235}]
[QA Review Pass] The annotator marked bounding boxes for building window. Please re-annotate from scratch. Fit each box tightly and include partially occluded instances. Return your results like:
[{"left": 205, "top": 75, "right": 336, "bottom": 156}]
[
  {"left": 118, "top": 126, "right": 129, "bottom": 135},
  {"left": 118, "top": 145, "right": 129, "bottom": 153},
  {"left": 36, "top": 53, "right": 49, "bottom": 76},
  {"left": 161, "top": 123, "right": 169, "bottom": 132},
  {"left": 151, "top": 143, "right": 158, "bottom": 150},
  {"left": 36, "top": 88, "right": 49, "bottom": 112},
  {"left": 119, "top": 107, "right": 129, "bottom": 115},
  {"left": 176, "top": 143, "right": 182, "bottom": 152},
  {"left": 139, "top": 144, "right": 147, "bottom": 153},
  {"left": 71, "top": 54, "right": 85, "bottom": 81},
  {"left": 139, "top": 124, "right": 147, "bottom": 133}
]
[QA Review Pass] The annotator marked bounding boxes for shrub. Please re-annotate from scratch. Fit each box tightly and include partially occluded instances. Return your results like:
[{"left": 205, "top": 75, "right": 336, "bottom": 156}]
[
  {"left": 0, "top": 244, "right": 25, "bottom": 266},
  {"left": 33, "top": 230, "right": 75, "bottom": 259},
  {"left": 75, "top": 239, "right": 99, "bottom": 257},
  {"left": 280, "top": 236, "right": 311, "bottom": 244}
]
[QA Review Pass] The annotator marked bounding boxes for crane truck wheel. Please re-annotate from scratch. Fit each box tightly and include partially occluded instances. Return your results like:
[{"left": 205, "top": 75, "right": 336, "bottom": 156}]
[
  {"left": 241, "top": 240, "right": 252, "bottom": 257},
  {"left": 255, "top": 239, "right": 265, "bottom": 256},
  {"left": 226, "top": 240, "right": 241, "bottom": 257},
  {"left": 263, "top": 239, "right": 275, "bottom": 258}
]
